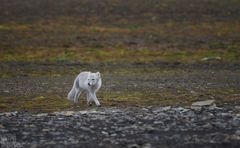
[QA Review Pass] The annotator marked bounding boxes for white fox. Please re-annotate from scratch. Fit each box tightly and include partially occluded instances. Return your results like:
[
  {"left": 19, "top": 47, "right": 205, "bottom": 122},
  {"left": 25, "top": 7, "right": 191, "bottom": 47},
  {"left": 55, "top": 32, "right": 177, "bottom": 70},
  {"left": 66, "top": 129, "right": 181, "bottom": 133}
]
[{"left": 67, "top": 71, "right": 102, "bottom": 107}]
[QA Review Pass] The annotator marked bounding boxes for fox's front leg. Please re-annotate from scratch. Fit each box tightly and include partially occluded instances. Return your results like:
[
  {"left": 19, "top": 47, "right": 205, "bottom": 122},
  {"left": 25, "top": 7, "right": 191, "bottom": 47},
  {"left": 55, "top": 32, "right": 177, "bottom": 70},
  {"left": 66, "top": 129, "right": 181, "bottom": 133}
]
[
  {"left": 86, "top": 92, "right": 92, "bottom": 106},
  {"left": 90, "top": 92, "right": 101, "bottom": 107}
]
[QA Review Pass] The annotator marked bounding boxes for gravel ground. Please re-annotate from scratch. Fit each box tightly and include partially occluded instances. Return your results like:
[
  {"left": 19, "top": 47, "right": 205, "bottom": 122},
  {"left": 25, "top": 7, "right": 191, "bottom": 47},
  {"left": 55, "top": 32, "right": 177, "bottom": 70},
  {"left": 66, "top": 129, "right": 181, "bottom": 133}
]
[
  {"left": 0, "top": 106, "right": 240, "bottom": 148},
  {"left": 1, "top": 62, "right": 240, "bottom": 98}
]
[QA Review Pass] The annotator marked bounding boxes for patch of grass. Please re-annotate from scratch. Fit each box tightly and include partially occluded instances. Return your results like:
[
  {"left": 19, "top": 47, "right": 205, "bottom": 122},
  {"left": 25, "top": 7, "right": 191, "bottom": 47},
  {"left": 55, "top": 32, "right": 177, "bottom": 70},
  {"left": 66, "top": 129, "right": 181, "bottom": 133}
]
[
  {"left": 98, "top": 89, "right": 196, "bottom": 107},
  {"left": 1, "top": 20, "right": 240, "bottom": 50},
  {"left": 206, "top": 88, "right": 240, "bottom": 104},
  {"left": 0, "top": 87, "right": 239, "bottom": 112},
  {"left": 0, "top": 95, "right": 71, "bottom": 113},
  {"left": 0, "top": 48, "right": 239, "bottom": 63},
  {"left": 100, "top": 87, "right": 240, "bottom": 107},
  {"left": 0, "top": 47, "right": 239, "bottom": 78}
]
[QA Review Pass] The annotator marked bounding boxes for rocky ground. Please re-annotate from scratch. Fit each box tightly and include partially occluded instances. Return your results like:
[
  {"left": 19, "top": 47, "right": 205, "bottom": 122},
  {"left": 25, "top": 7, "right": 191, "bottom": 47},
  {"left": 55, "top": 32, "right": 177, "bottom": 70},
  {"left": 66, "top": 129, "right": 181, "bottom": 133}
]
[{"left": 0, "top": 105, "right": 240, "bottom": 148}]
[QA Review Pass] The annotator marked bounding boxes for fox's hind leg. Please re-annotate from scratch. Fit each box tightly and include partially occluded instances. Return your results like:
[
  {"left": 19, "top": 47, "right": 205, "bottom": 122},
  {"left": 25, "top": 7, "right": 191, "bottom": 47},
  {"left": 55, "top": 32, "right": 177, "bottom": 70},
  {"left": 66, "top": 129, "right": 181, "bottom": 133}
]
[{"left": 73, "top": 88, "right": 81, "bottom": 103}]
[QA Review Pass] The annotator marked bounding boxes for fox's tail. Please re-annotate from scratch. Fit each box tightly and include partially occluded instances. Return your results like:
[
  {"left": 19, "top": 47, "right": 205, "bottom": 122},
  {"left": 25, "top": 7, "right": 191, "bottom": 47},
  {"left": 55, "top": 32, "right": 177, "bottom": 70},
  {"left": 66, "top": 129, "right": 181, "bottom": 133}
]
[{"left": 67, "top": 81, "right": 77, "bottom": 101}]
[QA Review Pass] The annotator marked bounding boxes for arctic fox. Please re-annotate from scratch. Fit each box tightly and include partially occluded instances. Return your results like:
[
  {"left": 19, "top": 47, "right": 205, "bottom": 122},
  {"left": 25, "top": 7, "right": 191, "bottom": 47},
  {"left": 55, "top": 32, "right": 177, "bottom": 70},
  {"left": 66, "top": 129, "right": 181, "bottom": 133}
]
[{"left": 67, "top": 71, "right": 102, "bottom": 107}]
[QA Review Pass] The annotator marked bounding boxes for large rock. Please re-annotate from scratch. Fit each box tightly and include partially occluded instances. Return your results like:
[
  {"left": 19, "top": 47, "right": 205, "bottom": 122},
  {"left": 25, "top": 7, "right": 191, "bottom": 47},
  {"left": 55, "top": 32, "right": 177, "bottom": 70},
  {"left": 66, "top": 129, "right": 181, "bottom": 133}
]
[
  {"left": 191, "top": 100, "right": 215, "bottom": 110},
  {"left": 191, "top": 100, "right": 215, "bottom": 107},
  {"left": 201, "top": 56, "right": 221, "bottom": 61}
]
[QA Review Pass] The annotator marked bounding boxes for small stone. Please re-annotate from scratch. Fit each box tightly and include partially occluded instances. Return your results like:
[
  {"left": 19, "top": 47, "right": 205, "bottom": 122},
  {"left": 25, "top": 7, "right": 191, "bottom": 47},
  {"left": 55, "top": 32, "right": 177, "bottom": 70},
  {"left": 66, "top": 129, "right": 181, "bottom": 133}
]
[
  {"left": 162, "top": 106, "right": 171, "bottom": 111},
  {"left": 101, "top": 131, "right": 109, "bottom": 135},
  {"left": 79, "top": 111, "right": 88, "bottom": 114},
  {"left": 0, "top": 124, "right": 5, "bottom": 128},
  {"left": 169, "top": 134, "right": 181, "bottom": 140},
  {"left": 234, "top": 106, "right": 240, "bottom": 111},
  {"left": 235, "top": 130, "right": 240, "bottom": 135},
  {"left": 216, "top": 112, "right": 232, "bottom": 118},
  {"left": 232, "top": 117, "right": 240, "bottom": 126},
  {"left": 212, "top": 121, "right": 227, "bottom": 128},
  {"left": 51, "top": 132, "right": 61, "bottom": 136},
  {"left": 34, "top": 113, "right": 48, "bottom": 117},
  {"left": 142, "top": 143, "right": 152, "bottom": 148},
  {"left": 42, "top": 128, "right": 50, "bottom": 132},
  {"left": 54, "top": 111, "right": 75, "bottom": 116},
  {"left": 110, "top": 133, "right": 117, "bottom": 137},
  {"left": 45, "top": 141, "right": 56, "bottom": 145},
  {"left": 3, "top": 90, "right": 9, "bottom": 93},
  {"left": 153, "top": 121, "right": 163, "bottom": 125},
  {"left": 202, "top": 123, "right": 213, "bottom": 129},
  {"left": 174, "top": 107, "right": 190, "bottom": 113},
  {"left": 190, "top": 106, "right": 202, "bottom": 110},
  {"left": 30, "top": 141, "right": 38, "bottom": 148},
  {"left": 152, "top": 106, "right": 171, "bottom": 113},
  {"left": 64, "top": 111, "right": 75, "bottom": 116},
  {"left": 22, "top": 131, "right": 29, "bottom": 135},
  {"left": 80, "top": 127, "right": 93, "bottom": 133},
  {"left": 208, "top": 105, "right": 222, "bottom": 111},
  {"left": 128, "top": 144, "right": 140, "bottom": 148},
  {"left": 144, "top": 126, "right": 156, "bottom": 133},
  {"left": 0, "top": 111, "right": 18, "bottom": 116}
]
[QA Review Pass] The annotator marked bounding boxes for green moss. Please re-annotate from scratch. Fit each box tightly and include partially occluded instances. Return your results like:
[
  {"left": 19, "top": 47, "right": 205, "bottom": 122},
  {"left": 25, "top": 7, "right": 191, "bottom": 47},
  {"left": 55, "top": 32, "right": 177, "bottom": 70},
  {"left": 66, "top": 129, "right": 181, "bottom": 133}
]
[{"left": 1, "top": 46, "right": 240, "bottom": 64}]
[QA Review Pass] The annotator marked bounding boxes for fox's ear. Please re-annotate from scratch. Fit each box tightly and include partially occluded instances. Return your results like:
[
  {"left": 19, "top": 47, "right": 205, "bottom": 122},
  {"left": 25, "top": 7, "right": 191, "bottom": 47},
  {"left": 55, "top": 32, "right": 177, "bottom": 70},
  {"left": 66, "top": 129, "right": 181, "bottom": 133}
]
[{"left": 96, "top": 72, "right": 101, "bottom": 78}]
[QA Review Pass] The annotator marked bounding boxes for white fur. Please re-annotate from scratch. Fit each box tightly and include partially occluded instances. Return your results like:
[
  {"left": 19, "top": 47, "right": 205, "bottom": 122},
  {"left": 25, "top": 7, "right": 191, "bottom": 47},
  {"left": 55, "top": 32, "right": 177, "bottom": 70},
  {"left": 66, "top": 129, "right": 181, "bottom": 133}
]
[{"left": 67, "top": 71, "right": 102, "bottom": 106}]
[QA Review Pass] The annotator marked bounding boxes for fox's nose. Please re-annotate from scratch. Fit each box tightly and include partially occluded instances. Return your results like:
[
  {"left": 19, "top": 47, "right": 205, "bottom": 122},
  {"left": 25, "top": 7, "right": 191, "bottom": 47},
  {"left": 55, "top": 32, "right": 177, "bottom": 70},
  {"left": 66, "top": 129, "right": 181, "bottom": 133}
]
[{"left": 88, "top": 83, "right": 91, "bottom": 86}]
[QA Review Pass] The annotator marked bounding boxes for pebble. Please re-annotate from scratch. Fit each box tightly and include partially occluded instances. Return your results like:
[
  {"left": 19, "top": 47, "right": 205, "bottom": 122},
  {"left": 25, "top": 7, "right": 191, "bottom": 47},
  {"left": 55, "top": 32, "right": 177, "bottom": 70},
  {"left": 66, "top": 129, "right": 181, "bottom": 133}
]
[
  {"left": 3, "top": 90, "right": 10, "bottom": 93},
  {"left": 128, "top": 144, "right": 140, "bottom": 148},
  {"left": 235, "top": 130, "right": 240, "bottom": 136},
  {"left": 0, "top": 111, "right": 18, "bottom": 116},
  {"left": 42, "top": 128, "right": 50, "bottom": 132},
  {"left": 152, "top": 106, "right": 171, "bottom": 113},
  {"left": 142, "top": 143, "right": 152, "bottom": 148},
  {"left": 101, "top": 131, "right": 109, "bottom": 135},
  {"left": 190, "top": 105, "right": 202, "bottom": 111},
  {"left": 0, "top": 124, "right": 5, "bottom": 128},
  {"left": 34, "top": 113, "right": 48, "bottom": 117}
]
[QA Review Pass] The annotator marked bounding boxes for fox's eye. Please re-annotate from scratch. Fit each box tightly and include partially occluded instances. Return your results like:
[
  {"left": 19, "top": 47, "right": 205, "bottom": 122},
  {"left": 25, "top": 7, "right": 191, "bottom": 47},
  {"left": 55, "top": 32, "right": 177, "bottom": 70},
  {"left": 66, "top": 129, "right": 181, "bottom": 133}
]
[{"left": 92, "top": 79, "right": 95, "bottom": 80}]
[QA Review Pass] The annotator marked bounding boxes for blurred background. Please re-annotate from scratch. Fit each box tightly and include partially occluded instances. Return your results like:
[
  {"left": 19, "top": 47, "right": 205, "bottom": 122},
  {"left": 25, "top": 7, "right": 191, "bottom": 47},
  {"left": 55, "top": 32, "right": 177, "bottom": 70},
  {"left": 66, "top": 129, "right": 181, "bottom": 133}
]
[{"left": 0, "top": 0, "right": 239, "bottom": 63}]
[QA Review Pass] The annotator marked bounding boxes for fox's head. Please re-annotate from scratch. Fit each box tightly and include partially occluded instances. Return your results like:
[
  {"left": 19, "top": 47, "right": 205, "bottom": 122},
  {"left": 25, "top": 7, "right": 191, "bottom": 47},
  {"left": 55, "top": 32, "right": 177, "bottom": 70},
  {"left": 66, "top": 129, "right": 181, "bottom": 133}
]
[{"left": 87, "top": 72, "right": 101, "bottom": 86}]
